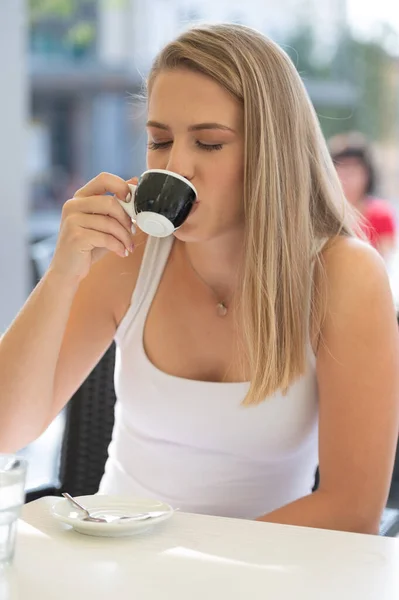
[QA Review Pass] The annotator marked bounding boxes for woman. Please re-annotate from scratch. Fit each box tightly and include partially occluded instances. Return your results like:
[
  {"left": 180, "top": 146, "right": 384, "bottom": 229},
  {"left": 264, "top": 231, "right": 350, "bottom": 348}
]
[
  {"left": 329, "top": 131, "right": 397, "bottom": 259},
  {"left": 1, "top": 24, "right": 398, "bottom": 534}
]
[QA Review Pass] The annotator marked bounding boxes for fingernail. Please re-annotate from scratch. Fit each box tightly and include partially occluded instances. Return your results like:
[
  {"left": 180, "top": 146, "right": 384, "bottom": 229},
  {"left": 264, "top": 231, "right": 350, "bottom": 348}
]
[
  {"left": 129, "top": 243, "right": 134, "bottom": 253},
  {"left": 124, "top": 249, "right": 129, "bottom": 257},
  {"left": 125, "top": 192, "right": 131, "bottom": 203},
  {"left": 131, "top": 223, "right": 136, "bottom": 235}
]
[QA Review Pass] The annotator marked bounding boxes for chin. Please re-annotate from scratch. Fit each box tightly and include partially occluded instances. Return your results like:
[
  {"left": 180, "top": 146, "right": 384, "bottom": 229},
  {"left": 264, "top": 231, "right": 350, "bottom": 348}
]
[
  {"left": 173, "top": 205, "right": 244, "bottom": 243},
  {"left": 173, "top": 224, "right": 214, "bottom": 244}
]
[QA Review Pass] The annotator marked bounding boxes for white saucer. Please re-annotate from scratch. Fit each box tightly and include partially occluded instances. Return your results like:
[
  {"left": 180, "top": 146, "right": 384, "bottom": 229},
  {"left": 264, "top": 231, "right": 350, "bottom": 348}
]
[{"left": 50, "top": 495, "right": 174, "bottom": 537}]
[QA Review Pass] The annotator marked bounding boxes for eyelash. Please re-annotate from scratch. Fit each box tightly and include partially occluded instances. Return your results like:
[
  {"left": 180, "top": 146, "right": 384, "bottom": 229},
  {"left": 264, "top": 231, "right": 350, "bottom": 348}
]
[{"left": 147, "top": 141, "right": 223, "bottom": 152}]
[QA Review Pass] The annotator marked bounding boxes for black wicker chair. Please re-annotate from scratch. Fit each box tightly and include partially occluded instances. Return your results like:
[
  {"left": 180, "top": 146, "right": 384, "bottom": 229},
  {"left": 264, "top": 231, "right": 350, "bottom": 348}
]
[
  {"left": 25, "top": 342, "right": 117, "bottom": 502},
  {"left": 57, "top": 342, "right": 117, "bottom": 497}
]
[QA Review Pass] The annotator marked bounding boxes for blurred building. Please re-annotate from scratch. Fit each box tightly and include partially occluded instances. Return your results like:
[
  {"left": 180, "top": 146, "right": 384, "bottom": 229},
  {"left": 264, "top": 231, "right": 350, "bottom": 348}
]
[
  {"left": 0, "top": 0, "right": 29, "bottom": 331},
  {"left": 29, "top": 0, "right": 357, "bottom": 222}
]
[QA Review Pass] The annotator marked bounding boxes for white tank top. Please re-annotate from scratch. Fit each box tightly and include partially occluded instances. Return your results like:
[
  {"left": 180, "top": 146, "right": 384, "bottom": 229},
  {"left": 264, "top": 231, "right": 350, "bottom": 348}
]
[{"left": 99, "top": 236, "right": 319, "bottom": 519}]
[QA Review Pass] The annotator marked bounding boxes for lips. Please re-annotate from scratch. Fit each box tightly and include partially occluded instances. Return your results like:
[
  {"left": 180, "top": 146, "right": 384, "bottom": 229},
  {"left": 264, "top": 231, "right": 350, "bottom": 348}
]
[{"left": 189, "top": 201, "right": 199, "bottom": 216}]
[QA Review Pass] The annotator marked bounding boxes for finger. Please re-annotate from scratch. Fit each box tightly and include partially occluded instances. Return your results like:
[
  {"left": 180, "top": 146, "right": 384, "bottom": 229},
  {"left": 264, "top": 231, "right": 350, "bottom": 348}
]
[
  {"left": 126, "top": 176, "right": 139, "bottom": 185},
  {"left": 74, "top": 172, "right": 131, "bottom": 202},
  {"left": 64, "top": 194, "right": 132, "bottom": 231},
  {"left": 77, "top": 213, "right": 134, "bottom": 252},
  {"left": 80, "top": 229, "right": 130, "bottom": 259}
]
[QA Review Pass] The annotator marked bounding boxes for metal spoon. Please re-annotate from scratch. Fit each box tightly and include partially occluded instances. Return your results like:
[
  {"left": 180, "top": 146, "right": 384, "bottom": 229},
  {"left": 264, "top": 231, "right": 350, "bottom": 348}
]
[
  {"left": 62, "top": 493, "right": 173, "bottom": 523},
  {"left": 62, "top": 493, "right": 116, "bottom": 523}
]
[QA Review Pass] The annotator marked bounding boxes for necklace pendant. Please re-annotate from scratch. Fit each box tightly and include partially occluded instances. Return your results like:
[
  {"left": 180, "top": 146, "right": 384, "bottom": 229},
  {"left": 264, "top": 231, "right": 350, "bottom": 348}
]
[{"left": 216, "top": 302, "right": 228, "bottom": 317}]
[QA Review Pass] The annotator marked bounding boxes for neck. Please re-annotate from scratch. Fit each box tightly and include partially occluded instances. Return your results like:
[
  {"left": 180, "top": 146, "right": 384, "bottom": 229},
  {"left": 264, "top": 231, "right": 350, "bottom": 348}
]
[{"left": 181, "top": 229, "right": 245, "bottom": 300}]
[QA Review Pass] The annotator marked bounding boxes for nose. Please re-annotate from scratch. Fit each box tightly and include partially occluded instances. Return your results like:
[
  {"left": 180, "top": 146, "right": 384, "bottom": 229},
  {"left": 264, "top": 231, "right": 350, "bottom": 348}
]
[{"left": 165, "top": 142, "right": 195, "bottom": 183}]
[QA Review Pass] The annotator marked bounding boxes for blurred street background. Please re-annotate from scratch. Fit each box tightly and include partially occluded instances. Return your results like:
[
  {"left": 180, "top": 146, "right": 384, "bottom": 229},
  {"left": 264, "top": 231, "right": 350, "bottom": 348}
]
[{"left": 1, "top": 0, "right": 399, "bottom": 492}]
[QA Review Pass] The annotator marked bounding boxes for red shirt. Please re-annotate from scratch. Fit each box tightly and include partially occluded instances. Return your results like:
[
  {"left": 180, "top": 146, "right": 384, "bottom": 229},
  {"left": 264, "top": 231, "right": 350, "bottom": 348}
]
[{"left": 359, "top": 197, "right": 396, "bottom": 248}]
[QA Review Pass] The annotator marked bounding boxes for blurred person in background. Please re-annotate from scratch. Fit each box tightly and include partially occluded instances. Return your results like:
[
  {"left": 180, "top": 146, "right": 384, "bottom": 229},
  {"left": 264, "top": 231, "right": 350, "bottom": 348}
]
[{"left": 329, "top": 131, "right": 396, "bottom": 260}]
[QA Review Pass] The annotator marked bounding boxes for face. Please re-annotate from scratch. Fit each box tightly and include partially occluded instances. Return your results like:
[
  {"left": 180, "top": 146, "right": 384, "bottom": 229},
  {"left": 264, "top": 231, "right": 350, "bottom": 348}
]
[
  {"left": 146, "top": 69, "right": 245, "bottom": 242},
  {"left": 334, "top": 156, "right": 369, "bottom": 206}
]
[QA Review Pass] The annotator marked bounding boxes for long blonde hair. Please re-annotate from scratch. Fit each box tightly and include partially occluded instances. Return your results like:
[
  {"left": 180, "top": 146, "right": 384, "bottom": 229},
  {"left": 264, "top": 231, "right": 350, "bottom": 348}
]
[{"left": 146, "top": 23, "right": 357, "bottom": 405}]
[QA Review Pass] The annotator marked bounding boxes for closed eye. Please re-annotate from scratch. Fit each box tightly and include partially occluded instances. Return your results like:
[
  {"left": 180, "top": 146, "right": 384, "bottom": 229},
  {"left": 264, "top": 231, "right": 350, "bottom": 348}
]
[{"left": 147, "top": 141, "right": 223, "bottom": 152}]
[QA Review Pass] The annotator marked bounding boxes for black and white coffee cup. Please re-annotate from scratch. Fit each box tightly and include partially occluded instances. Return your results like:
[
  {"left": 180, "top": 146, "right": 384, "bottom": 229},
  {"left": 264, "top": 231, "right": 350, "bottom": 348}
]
[{"left": 117, "top": 169, "right": 197, "bottom": 237}]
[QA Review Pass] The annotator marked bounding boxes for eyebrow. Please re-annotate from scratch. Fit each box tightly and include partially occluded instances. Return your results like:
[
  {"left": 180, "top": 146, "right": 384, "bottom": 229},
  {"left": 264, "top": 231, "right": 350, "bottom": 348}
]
[{"left": 146, "top": 120, "right": 236, "bottom": 133}]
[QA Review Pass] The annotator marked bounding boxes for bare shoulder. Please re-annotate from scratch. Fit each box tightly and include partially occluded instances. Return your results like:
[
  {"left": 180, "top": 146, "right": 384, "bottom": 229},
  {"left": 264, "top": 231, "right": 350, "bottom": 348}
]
[
  {"left": 322, "top": 235, "right": 386, "bottom": 278},
  {"left": 320, "top": 236, "right": 391, "bottom": 306},
  {"left": 316, "top": 235, "right": 398, "bottom": 352}
]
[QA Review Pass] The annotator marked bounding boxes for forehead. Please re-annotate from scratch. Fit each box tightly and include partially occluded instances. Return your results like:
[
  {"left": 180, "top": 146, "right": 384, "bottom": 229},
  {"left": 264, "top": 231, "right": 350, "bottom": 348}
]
[
  {"left": 335, "top": 155, "right": 366, "bottom": 168},
  {"left": 148, "top": 69, "right": 242, "bottom": 130}
]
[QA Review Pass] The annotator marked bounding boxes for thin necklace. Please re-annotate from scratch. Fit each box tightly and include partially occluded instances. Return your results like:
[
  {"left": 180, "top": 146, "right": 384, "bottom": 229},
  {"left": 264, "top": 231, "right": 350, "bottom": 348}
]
[{"left": 185, "top": 249, "right": 231, "bottom": 317}]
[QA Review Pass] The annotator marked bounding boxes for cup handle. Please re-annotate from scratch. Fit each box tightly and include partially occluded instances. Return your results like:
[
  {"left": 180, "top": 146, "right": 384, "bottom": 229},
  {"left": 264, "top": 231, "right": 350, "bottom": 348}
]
[{"left": 117, "top": 183, "right": 137, "bottom": 220}]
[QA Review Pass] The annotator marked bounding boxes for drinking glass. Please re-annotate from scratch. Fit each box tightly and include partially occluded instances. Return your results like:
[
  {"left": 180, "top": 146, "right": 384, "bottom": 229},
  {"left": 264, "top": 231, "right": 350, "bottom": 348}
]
[{"left": 0, "top": 455, "right": 27, "bottom": 565}]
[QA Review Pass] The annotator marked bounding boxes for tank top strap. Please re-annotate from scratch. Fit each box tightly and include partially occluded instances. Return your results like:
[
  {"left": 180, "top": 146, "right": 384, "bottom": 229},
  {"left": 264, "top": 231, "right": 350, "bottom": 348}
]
[{"left": 115, "top": 235, "right": 174, "bottom": 345}]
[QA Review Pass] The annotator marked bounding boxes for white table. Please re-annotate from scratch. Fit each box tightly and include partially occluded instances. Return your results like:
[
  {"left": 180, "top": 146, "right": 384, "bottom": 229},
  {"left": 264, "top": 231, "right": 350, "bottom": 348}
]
[{"left": 2, "top": 497, "right": 399, "bottom": 599}]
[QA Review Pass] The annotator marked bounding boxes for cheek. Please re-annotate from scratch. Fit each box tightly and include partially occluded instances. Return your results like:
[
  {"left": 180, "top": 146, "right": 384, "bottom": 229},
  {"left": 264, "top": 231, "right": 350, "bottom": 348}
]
[
  {"left": 336, "top": 166, "right": 349, "bottom": 182},
  {"left": 336, "top": 165, "right": 368, "bottom": 193},
  {"left": 358, "top": 170, "right": 369, "bottom": 191},
  {"left": 337, "top": 169, "right": 357, "bottom": 190},
  {"left": 146, "top": 151, "right": 168, "bottom": 170},
  {"left": 348, "top": 173, "right": 367, "bottom": 193},
  {"left": 210, "top": 149, "right": 244, "bottom": 193},
  {"left": 225, "top": 158, "right": 244, "bottom": 206},
  {"left": 211, "top": 165, "right": 244, "bottom": 219}
]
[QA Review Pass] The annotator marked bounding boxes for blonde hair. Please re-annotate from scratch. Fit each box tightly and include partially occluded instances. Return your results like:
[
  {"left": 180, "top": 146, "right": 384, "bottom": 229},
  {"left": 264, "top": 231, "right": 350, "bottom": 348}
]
[{"left": 146, "top": 23, "right": 357, "bottom": 405}]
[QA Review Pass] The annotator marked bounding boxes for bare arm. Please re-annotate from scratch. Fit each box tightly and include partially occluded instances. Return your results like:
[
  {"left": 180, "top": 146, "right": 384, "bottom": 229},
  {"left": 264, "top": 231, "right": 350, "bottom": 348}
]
[
  {"left": 0, "top": 173, "right": 140, "bottom": 452},
  {"left": 0, "top": 270, "right": 80, "bottom": 451},
  {"left": 258, "top": 238, "right": 399, "bottom": 534},
  {"left": 49, "top": 238, "right": 145, "bottom": 427}
]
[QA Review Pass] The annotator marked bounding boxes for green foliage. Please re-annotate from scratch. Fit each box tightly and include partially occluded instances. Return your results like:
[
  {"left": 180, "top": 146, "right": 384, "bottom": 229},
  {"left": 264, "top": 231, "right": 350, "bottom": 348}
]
[
  {"left": 29, "top": 0, "right": 128, "bottom": 21},
  {"left": 30, "top": 0, "right": 81, "bottom": 22},
  {"left": 347, "top": 36, "right": 397, "bottom": 141},
  {"left": 285, "top": 24, "right": 399, "bottom": 143},
  {"left": 283, "top": 25, "right": 333, "bottom": 80},
  {"left": 29, "top": 0, "right": 97, "bottom": 56},
  {"left": 66, "top": 22, "right": 95, "bottom": 47}
]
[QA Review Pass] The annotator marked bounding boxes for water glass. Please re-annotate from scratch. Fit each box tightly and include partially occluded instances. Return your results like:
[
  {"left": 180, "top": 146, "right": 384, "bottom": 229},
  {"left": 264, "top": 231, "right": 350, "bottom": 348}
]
[{"left": 0, "top": 455, "right": 27, "bottom": 566}]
